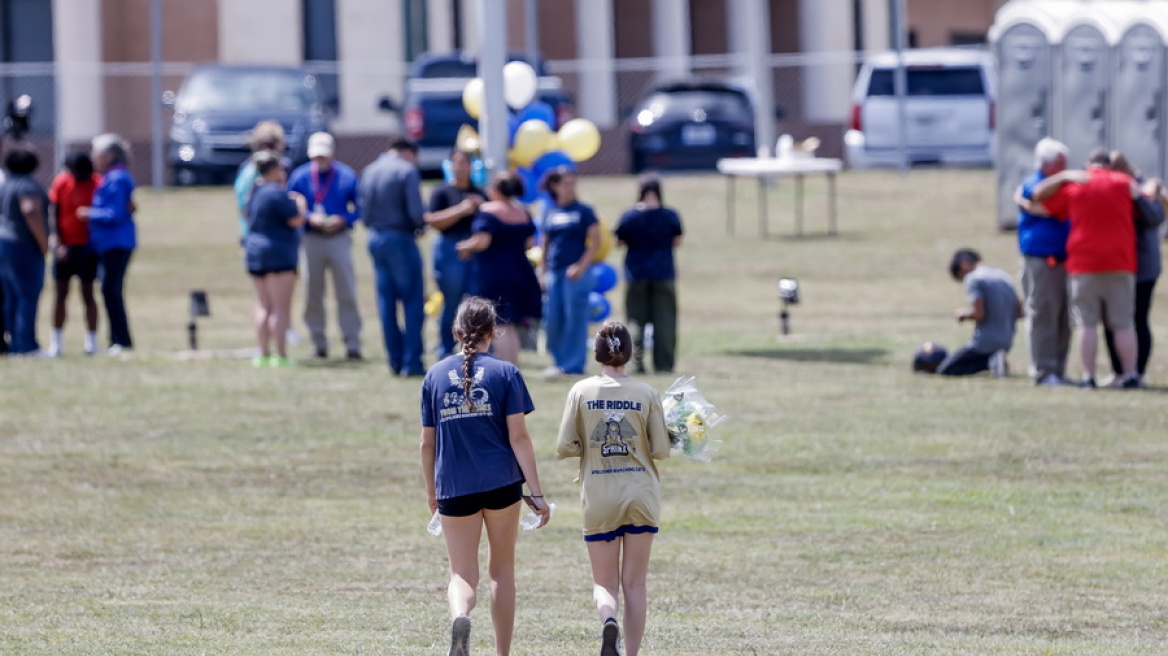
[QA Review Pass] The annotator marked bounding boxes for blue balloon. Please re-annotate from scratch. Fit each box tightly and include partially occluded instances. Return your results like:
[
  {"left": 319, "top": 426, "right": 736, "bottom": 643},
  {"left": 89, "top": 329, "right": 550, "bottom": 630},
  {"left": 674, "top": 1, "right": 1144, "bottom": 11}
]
[
  {"left": 590, "top": 262, "right": 618, "bottom": 294},
  {"left": 517, "top": 101, "right": 556, "bottom": 128},
  {"left": 588, "top": 292, "right": 611, "bottom": 323},
  {"left": 532, "top": 149, "right": 576, "bottom": 181},
  {"left": 441, "top": 159, "right": 456, "bottom": 185},
  {"left": 516, "top": 166, "right": 540, "bottom": 204}
]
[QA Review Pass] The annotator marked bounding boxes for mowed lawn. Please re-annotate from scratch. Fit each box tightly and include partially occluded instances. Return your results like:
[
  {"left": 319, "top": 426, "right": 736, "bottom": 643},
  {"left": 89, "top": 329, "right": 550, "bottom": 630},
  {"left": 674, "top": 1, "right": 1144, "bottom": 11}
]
[{"left": 2, "top": 170, "right": 1167, "bottom": 655}]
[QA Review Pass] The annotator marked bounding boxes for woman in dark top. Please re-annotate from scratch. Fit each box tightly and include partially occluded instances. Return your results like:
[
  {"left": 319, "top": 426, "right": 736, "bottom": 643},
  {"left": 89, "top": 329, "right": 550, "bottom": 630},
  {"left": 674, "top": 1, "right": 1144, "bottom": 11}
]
[
  {"left": 615, "top": 174, "right": 684, "bottom": 374},
  {"left": 244, "top": 151, "right": 307, "bottom": 367},
  {"left": 0, "top": 145, "right": 50, "bottom": 355},
  {"left": 539, "top": 167, "right": 600, "bottom": 377},
  {"left": 456, "top": 172, "right": 541, "bottom": 367},
  {"left": 425, "top": 149, "right": 484, "bottom": 357}
]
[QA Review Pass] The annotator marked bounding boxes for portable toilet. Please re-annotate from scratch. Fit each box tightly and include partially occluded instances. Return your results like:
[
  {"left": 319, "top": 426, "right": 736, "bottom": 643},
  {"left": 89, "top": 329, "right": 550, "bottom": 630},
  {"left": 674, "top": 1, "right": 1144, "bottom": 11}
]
[
  {"left": 1054, "top": 11, "right": 1118, "bottom": 172},
  {"left": 1111, "top": 6, "right": 1168, "bottom": 181},
  {"left": 990, "top": 1, "right": 1067, "bottom": 228}
]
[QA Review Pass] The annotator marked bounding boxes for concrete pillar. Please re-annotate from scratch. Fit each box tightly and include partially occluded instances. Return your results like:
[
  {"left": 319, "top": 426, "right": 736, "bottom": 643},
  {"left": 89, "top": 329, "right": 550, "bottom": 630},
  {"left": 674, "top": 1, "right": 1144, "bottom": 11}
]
[
  {"left": 734, "top": 0, "right": 774, "bottom": 155},
  {"left": 334, "top": 0, "right": 404, "bottom": 134},
  {"left": 653, "top": 0, "right": 691, "bottom": 82},
  {"left": 861, "top": 0, "right": 891, "bottom": 52},
  {"left": 52, "top": 0, "right": 104, "bottom": 142},
  {"left": 799, "top": 0, "right": 853, "bottom": 123},
  {"left": 460, "top": 0, "right": 479, "bottom": 53},
  {"left": 428, "top": 0, "right": 456, "bottom": 54},
  {"left": 218, "top": 0, "right": 302, "bottom": 65},
  {"left": 574, "top": 0, "right": 617, "bottom": 128}
]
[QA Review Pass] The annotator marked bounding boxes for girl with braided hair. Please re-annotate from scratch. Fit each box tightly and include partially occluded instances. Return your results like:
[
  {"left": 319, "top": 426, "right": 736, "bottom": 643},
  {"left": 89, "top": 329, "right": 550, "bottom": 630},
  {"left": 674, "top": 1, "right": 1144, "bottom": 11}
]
[
  {"left": 556, "top": 321, "right": 672, "bottom": 656},
  {"left": 420, "top": 296, "right": 550, "bottom": 656}
]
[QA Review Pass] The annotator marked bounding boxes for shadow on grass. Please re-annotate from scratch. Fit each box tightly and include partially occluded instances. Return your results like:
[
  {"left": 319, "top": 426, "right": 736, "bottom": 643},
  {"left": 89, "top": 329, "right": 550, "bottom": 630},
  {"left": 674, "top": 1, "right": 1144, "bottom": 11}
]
[{"left": 729, "top": 346, "right": 888, "bottom": 365}]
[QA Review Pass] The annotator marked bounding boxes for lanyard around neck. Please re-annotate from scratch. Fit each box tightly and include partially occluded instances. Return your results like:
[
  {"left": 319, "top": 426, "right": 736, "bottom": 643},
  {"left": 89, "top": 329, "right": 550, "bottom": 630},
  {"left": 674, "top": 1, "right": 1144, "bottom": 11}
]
[{"left": 311, "top": 163, "right": 336, "bottom": 208}]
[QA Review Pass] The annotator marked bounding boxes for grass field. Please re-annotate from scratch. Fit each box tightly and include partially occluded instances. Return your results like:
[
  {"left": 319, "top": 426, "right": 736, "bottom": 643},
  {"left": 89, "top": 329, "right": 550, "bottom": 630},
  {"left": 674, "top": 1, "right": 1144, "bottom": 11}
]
[{"left": 2, "top": 170, "right": 1167, "bottom": 655}]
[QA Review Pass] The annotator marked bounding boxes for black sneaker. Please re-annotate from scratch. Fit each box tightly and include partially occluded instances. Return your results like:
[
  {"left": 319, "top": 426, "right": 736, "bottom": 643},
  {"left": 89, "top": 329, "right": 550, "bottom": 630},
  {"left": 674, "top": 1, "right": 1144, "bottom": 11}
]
[
  {"left": 313, "top": 347, "right": 328, "bottom": 359},
  {"left": 346, "top": 350, "right": 363, "bottom": 361},
  {"left": 600, "top": 618, "right": 620, "bottom": 656},
  {"left": 449, "top": 615, "right": 470, "bottom": 656},
  {"left": 1120, "top": 374, "right": 1142, "bottom": 389},
  {"left": 1079, "top": 377, "right": 1097, "bottom": 389}
]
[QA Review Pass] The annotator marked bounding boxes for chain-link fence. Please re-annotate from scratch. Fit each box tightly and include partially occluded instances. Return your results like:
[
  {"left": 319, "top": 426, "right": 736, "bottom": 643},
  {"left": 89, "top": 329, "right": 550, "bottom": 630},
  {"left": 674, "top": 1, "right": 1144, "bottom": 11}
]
[{"left": 2, "top": 52, "right": 865, "bottom": 188}]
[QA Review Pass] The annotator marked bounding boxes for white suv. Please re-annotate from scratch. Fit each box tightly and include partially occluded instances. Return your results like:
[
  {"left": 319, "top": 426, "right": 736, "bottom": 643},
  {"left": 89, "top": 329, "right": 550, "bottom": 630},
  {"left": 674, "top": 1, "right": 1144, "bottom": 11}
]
[{"left": 845, "top": 48, "right": 996, "bottom": 169}]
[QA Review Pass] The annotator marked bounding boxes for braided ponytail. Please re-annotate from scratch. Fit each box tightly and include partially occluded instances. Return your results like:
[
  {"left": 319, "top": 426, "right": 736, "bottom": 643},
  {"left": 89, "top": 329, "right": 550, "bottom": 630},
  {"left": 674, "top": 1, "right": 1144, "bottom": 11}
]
[{"left": 452, "top": 297, "right": 498, "bottom": 411}]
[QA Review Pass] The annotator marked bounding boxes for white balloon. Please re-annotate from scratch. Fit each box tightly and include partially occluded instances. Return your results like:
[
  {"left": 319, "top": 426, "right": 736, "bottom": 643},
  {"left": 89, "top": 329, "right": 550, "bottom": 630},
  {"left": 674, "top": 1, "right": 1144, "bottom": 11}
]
[{"left": 503, "top": 61, "right": 538, "bottom": 110}]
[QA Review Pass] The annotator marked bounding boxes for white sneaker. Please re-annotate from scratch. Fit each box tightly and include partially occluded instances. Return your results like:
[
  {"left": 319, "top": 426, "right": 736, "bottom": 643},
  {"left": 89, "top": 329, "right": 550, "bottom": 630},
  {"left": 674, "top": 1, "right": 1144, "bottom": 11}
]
[
  {"left": 46, "top": 344, "right": 61, "bottom": 358},
  {"left": 107, "top": 345, "right": 125, "bottom": 356},
  {"left": 83, "top": 343, "right": 97, "bottom": 356},
  {"left": 541, "top": 365, "right": 564, "bottom": 381},
  {"left": 1036, "top": 373, "right": 1065, "bottom": 387}
]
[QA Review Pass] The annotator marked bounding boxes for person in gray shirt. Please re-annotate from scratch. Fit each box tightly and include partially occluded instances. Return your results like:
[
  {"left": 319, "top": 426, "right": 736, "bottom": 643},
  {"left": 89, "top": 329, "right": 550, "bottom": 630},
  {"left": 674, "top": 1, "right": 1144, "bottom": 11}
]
[
  {"left": 937, "top": 248, "right": 1023, "bottom": 377},
  {"left": 359, "top": 136, "right": 427, "bottom": 376}
]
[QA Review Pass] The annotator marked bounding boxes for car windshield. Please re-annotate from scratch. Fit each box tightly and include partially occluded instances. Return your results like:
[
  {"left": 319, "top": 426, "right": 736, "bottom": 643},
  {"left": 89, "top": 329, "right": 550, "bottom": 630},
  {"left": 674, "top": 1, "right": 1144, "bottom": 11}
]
[
  {"left": 639, "top": 90, "right": 751, "bottom": 121},
  {"left": 178, "top": 69, "right": 319, "bottom": 112},
  {"left": 867, "top": 67, "right": 986, "bottom": 96}
]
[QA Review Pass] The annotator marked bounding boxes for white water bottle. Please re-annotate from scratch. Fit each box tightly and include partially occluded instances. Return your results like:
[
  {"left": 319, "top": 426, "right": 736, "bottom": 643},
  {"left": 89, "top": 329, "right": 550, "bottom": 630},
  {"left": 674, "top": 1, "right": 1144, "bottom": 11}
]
[
  {"left": 520, "top": 502, "right": 555, "bottom": 531},
  {"left": 427, "top": 511, "right": 443, "bottom": 536}
]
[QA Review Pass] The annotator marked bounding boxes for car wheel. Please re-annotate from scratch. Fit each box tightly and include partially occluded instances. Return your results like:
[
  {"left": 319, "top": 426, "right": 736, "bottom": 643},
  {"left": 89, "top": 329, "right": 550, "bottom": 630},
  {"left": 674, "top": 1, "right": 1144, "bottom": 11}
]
[{"left": 174, "top": 166, "right": 200, "bottom": 186}]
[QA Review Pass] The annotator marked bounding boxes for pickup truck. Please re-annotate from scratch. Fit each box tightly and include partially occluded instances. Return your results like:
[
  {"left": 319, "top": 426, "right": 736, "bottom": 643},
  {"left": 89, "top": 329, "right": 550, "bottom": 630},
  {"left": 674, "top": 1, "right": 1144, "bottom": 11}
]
[{"left": 380, "top": 51, "right": 574, "bottom": 174}]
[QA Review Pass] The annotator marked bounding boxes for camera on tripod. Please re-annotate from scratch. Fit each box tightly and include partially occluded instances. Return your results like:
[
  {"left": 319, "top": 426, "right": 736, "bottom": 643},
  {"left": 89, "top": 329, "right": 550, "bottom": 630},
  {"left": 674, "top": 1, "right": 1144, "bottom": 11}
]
[{"left": 3, "top": 95, "right": 32, "bottom": 140}]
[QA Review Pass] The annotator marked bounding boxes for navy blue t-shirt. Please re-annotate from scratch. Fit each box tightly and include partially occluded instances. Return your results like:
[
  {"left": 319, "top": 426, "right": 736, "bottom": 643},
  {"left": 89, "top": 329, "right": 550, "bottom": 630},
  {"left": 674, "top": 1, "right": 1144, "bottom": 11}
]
[
  {"left": 421, "top": 352, "right": 535, "bottom": 500},
  {"left": 614, "top": 205, "right": 683, "bottom": 281},
  {"left": 244, "top": 183, "right": 301, "bottom": 273},
  {"left": 541, "top": 201, "right": 598, "bottom": 271}
]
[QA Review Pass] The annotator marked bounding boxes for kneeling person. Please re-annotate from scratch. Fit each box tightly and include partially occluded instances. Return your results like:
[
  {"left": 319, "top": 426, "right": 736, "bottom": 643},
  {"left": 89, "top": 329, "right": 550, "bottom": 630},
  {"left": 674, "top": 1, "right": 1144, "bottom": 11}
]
[{"left": 938, "top": 248, "right": 1022, "bottom": 377}]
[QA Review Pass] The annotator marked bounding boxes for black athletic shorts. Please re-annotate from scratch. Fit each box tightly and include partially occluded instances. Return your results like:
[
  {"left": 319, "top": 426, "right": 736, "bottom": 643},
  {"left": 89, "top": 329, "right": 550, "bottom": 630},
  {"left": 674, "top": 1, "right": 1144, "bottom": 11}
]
[
  {"left": 437, "top": 481, "right": 523, "bottom": 517},
  {"left": 53, "top": 245, "right": 99, "bottom": 282},
  {"left": 248, "top": 266, "right": 298, "bottom": 278}
]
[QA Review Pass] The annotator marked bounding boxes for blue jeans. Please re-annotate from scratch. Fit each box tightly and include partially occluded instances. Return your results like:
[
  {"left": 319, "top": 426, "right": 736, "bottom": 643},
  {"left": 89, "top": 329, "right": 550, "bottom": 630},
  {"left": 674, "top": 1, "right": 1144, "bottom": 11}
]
[
  {"left": 0, "top": 241, "right": 45, "bottom": 354},
  {"left": 368, "top": 230, "right": 425, "bottom": 374},
  {"left": 544, "top": 267, "right": 593, "bottom": 374},
  {"left": 433, "top": 233, "right": 472, "bottom": 357},
  {"left": 99, "top": 248, "right": 134, "bottom": 348}
]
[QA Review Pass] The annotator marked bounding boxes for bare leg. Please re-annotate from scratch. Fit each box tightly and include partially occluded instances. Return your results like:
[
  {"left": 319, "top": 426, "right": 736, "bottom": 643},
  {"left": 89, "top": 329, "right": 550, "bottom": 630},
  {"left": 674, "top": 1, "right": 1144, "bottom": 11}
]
[
  {"left": 53, "top": 277, "right": 69, "bottom": 329},
  {"left": 587, "top": 538, "right": 622, "bottom": 623},
  {"left": 1111, "top": 326, "right": 1139, "bottom": 377},
  {"left": 483, "top": 501, "right": 521, "bottom": 656},
  {"left": 492, "top": 326, "right": 521, "bottom": 367},
  {"left": 441, "top": 513, "right": 484, "bottom": 619},
  {"left": 252, "top": 276, "right": 273, "bottom": 356},
  {"left": 79, "top": 279, "right": 99, "bottom": 332},
  {"left": 1080, "top": 326, "right": 1098, "bottom": 380},
  {"left": 267, "top": 272, "right": 298, "bottom": 358},
  {"left": 619, "top": 533, "right": 655, "bottom": 656}
]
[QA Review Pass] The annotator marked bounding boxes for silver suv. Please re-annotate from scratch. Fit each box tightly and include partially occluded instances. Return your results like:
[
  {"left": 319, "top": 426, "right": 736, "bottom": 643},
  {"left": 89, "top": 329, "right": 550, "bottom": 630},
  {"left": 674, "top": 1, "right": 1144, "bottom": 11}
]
[{"left": 845, "top": 48, "right": 996, "bottom": 169}]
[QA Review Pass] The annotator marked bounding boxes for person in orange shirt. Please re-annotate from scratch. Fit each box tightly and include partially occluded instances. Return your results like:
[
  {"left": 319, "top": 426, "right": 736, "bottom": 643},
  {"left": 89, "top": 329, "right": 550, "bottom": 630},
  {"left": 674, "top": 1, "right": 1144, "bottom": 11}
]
[{"left": 47, "top": 151, "right": 101, "bottom": 356}]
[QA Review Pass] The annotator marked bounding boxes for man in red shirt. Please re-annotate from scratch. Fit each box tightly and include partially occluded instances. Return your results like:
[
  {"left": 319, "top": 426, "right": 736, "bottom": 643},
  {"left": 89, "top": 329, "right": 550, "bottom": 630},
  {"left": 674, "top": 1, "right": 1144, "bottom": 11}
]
[
  {"left": 47, "top": 151, "right": 101, "bottom": 356},
  {"left": 1032, "top": 148, "right": 1142, "bottom": 388}
]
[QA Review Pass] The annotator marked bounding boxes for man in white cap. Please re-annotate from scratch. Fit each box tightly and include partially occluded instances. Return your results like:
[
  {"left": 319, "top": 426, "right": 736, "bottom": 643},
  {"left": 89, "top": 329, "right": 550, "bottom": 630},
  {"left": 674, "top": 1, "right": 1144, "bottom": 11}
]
[{"left": 287, "top": 131, "right": 363, "bottom": 359}]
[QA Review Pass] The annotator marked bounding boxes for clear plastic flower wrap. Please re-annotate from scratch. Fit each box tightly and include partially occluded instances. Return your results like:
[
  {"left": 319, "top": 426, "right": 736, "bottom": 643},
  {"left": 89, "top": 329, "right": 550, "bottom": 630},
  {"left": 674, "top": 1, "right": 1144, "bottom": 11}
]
[{"left": 660, "top": 376, "right": 727, "bottom": 461}]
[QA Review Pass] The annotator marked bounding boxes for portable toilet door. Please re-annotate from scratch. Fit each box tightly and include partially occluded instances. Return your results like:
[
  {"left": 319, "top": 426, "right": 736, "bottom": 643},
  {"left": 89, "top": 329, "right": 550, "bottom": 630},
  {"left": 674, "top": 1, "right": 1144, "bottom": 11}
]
[
  {"left": 1055, "top": 21, "right": 1112, "bottom": 167},
  {"left": 994, "top": 21, "right": 1055, "bottom": 229},
  {"left": 1111, "top": 22, "right": 1165, "bottom": 181}
]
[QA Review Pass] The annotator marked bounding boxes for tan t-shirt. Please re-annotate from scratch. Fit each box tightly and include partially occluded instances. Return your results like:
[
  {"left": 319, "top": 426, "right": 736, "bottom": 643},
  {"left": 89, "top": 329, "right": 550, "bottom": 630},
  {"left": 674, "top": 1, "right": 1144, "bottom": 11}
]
[{"left": 556, "top": 375, "right": 672, "bottom": 537}]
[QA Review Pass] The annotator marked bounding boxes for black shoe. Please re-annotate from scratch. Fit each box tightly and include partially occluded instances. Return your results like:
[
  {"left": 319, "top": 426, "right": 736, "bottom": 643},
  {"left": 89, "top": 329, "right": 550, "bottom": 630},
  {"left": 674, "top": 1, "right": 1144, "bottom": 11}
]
[
  {"left": 313, "top": 348, "right": 328, "bottom": 359},
  {"left": 1079, "top": 377, "right": 1097, "bottom": 389},
  {"left": 449, "top": 615, "right": 470, "bottom": 656},
  {"left": 346, "top": 350, "right": 363, "bottom": 361},
  {"left": 1120, "top": 374, "right": 1142, "bottom": 389},
  {"left": 600, "top": 618, "right": 620, "bottom": 656}
]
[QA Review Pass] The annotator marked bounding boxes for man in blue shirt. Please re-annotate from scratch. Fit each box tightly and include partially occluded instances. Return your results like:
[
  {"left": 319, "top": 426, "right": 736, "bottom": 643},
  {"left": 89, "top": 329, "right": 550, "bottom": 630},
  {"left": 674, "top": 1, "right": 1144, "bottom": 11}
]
[
  {"left": 359, "top": 136, "right": 426, "bottom": 376},
  {"left": 288, "top": 132, "right": 363, "bottom": 360},
  {"left": 1014, "top": 138, "right": 1071, "bottom": 386}
]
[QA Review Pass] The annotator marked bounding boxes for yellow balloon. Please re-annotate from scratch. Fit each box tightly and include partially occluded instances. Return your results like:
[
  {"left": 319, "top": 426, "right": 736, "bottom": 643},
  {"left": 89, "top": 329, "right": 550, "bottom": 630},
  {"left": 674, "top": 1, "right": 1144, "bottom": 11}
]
[
  {"left": 588, "top": 219, "right": 613, "bottom": 262},
  {"left": 510, "top": 120, "right": 553, "bottom": 167},
  {"left": 557, "top": 118, "right": 601, "bottom": 162},
  {"left": 455, "top": 124, "right": 481, "bottom": 154},
  {"left": 462, "top": 78, "right": 484, "bottom": 119},
  {"left": 424, "top": 291, "right": 444, "bottom": 318}
]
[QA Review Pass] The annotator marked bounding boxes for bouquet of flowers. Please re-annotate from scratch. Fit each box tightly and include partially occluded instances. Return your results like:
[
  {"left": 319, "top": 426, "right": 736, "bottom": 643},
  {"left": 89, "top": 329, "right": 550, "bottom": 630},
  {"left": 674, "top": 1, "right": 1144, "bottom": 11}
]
[{"left": 661, "top": 376, "right": 727, "bottom": 462}]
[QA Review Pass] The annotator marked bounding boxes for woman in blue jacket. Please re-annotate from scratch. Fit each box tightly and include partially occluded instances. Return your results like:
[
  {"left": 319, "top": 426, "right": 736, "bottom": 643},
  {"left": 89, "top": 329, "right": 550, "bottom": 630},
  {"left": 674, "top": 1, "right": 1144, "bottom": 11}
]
[{"left": 85, "top": 134, "right": 137, "bottom": 353}]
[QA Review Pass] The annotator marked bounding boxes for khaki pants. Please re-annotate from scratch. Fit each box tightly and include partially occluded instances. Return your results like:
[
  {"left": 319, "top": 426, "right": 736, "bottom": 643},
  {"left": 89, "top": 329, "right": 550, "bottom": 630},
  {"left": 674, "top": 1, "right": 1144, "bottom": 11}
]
[
  {"left": 303, "top": 232, "right": 362, "bottom": 354},
  {"left": 1020, "top": 255, "right": 1070, "bottom": 380}
]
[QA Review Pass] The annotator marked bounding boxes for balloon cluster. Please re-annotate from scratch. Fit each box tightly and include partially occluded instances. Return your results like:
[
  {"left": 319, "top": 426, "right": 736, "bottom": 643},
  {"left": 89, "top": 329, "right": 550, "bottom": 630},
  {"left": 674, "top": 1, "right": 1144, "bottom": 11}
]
[{"left": 459, "top": 61, "right": 603, "bottom": 203}]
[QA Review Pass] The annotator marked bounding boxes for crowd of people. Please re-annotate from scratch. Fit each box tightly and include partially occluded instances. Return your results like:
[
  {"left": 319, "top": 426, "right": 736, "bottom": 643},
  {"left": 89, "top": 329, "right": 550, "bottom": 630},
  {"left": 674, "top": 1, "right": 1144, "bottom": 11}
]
[
  {"left": 931, "top": 138, "right": 1163, "bottom": 389},
  {"left": 0, "top": 135, "right": 138, "bottom": 357},
  {"left": 421, "top": 296, "right": 669, "bottom": 656},
  {"left": 236, "top": 123, "right": 686, "bottom": 380}
]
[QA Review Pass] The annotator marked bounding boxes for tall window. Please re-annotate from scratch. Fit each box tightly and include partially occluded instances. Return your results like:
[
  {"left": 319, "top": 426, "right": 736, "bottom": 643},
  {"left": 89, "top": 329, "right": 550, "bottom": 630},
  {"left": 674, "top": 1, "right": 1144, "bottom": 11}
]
[
  {"left": 303, "top": 0, "right": 338, "bottom": 108},
  {"left": 0, "top": 0, "right": 54, "bottom": 136},
  {"left": 404, "top": 0, "right": 429, "bottom": 61}
]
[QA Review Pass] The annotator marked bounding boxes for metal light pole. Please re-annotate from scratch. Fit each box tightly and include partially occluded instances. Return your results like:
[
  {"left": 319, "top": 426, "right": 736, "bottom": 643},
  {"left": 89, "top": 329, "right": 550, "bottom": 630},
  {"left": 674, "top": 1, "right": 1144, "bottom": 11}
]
[
  {"left": 891, "top": 0, "right": 909, "bottom": 174},
  {"left": 744, "top": 0, "right": 775, "bottom": 157},
  {"left": 524, "top": 0, "right": 540, "bottom": 64},
  {"left": 150, "top": 0, "right": 164, "bottom": 188},
  {"left": 477, "top": 0, "right": 509, "bottom": 175}
]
